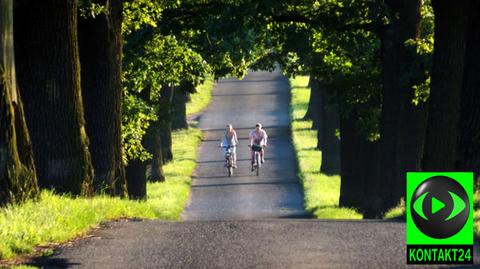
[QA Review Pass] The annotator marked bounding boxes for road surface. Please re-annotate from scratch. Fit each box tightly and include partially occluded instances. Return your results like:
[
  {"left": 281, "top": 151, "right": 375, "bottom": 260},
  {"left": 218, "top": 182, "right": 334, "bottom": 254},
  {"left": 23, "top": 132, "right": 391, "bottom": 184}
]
[
  {"left": 182, "top": 69, "right": 307, "bottom": 220},
  {"left": 28, "top": 70, "right": 479, "bottom": 268}
]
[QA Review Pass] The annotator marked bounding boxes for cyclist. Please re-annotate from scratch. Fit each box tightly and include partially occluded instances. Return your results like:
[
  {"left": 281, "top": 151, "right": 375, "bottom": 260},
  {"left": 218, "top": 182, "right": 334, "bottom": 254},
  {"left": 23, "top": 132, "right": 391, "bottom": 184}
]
[
  {"left": 249, "top": 123, "right": 268, "bottom": 171},
  {"left": 220, "top": 124, "right": 238, "bottom": 168}
]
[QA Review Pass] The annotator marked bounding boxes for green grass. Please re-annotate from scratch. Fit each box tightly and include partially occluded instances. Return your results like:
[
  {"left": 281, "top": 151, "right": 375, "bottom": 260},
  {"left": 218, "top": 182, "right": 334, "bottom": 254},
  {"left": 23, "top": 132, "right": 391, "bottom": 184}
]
[
  {"left": 187, "top": 77, "right": 214, "bottom": 116},
  {"left": 0, "top": 128, "right": 202, "bottom": 261},
  {"left": 0, "top": 75, "right": 214, "bottom": 263},
  {"left": 289, "top": 76, "right": 362, "bottom": 219},
  {"left": 383, "top": 199, "right": 405, "bottom": 219}
]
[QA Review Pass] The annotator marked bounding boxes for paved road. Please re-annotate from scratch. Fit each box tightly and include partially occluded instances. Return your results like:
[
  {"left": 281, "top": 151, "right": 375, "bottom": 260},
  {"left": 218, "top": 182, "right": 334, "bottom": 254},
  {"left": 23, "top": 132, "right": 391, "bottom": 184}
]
[
  {"left": 182, "top": 69, "right": 307, "bottom": 220},
  {"left": 28, "top": 70, "right": 480, "bottom": 268}
]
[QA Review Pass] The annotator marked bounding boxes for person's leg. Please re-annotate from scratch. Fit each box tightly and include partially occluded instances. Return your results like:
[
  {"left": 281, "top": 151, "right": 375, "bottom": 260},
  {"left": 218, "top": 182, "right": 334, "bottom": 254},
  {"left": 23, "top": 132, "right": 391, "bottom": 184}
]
[
  {"left": 223, "top": 148, "right": 228, "bottom": 167},
  {"left": 261, "top": 148, "right": 265, "bottom": 163},
  {"left": 232, "top": 147, "right": 237, "bottom": 168},
  {"left": 251, "top": 150, "right": 255, "bottom": 171}
]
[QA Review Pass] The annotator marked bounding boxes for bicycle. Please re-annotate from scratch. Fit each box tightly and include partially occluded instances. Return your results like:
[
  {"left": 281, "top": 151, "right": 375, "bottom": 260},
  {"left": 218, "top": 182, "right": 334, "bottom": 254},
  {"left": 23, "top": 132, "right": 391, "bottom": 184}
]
[
  {"left": 220, "top": 145, "right": 236, "bottom": 177},
  {"left": 248, "top": 144, "right": 263, "bottom": 176}
]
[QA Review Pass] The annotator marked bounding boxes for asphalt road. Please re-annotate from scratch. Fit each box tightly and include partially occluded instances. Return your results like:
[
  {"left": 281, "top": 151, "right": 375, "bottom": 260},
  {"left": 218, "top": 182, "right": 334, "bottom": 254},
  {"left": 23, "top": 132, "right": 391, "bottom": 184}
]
[
  {"left": 29, "top": 70, "right": 480, "bottom": 268},
  {"left": 182, "top": 69, "right": 307, "bottom": 220}
]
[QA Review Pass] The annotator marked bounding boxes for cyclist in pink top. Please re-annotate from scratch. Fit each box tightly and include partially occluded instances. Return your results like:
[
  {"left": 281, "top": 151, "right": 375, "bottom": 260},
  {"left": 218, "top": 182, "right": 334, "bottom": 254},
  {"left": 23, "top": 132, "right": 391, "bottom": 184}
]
[{"left": 249, "top": 123, "right": 268, "bottom": 171}]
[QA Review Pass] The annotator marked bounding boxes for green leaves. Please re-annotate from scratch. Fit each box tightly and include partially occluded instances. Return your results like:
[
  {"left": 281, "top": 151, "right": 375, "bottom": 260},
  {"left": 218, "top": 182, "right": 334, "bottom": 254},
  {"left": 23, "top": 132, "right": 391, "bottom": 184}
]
[{"left": 121, "top": 94, "right": 157, "bottom": 163}]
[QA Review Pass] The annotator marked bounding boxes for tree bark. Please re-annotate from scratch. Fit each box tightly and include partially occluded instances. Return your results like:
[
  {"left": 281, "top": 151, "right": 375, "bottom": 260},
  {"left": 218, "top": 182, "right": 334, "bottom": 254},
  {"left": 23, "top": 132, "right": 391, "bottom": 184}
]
[
  {"left": 303, "top": 76, "right": 316, "bottom": 121},
  {"left": 159, "top": 85, "right": 174, "bottom": 163},
  {"left": 456, "top": 1, "right": 480, "bottom": 183},
  {"left": 145, "top": 120, "right": 165, "bottom": 182},
  {"left": 339, "top": 116, "right": 366, "bottom": 209},
  {"left": 171, "top": 82, "right": 190, "bottom": 130},
  {"left": 339, "top": 114, "right": 380, "bottom": 213},
  {"left": 362, "top": 140, "right": 382, "bottom": 218},
  {"left": 78, "top": 0, "right": 126, "bottom": 196},
  {"left": 0, "top": 0, "right": 39, "bottom": 206},
  {"left": 125, "top": 158, "right": 146, "bottom": 200},
  {"left": 319, "top": 84, "right": 340, "bottom": 175},
  {"left": 14, "top": 0, "right": 94, "bottom": 195},
  {"left": 379, "top": 0, "right": 427, "bottom": 212},
  {"left": 422, "top": 0, "right": 471, "bottom": 171}
]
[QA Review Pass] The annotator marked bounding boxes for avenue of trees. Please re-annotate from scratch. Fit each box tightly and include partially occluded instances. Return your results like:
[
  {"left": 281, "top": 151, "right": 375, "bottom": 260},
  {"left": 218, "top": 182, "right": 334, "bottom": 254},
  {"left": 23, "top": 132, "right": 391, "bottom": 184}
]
[{"left": 1, "top": 0, "right": 479, "bottom": 218}]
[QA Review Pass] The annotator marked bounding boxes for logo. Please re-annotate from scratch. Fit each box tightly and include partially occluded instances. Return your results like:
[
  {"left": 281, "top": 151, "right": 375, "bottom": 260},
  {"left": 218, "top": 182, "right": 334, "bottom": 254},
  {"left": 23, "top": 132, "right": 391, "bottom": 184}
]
[{"left": 406, "top": 172, "right": 473, "bottom": 265}]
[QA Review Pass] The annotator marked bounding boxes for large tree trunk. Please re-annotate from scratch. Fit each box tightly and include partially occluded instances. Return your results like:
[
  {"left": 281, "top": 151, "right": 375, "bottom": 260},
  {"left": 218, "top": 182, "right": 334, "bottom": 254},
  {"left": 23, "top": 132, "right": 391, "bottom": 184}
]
[
  {"left": 422, "top": 0, "right": 471, "bottom": 171},
  {"left": 306, "top": 76, "right": 322, "bottom": 134},
  {"left": 339, "top": 116, "right": 366, "bottom": 209},
  {"left": 362, "top": 141, "right": 382, "bottom": 218},
  {"left": 0, "top": 0, "right": 38, "bottom": 206},
  {"left": 339, "top": 115, "right": 380, "bottom": 213},
  {"left": 145, "top": 120, "right": 165, "bottom": 182},
  {"left": 171, "top": 82, "right": 190, "bottom": 130},
  {"left": 159, "top": 85, "right": 174, "bottom": 163},
  {"left": 456, "top": 1, "right": 480, "bottom": 183},
  {"left": 319, "top": 84, "right": 340, "bottom": 175},
  {"left": 78, "top": 0, "right": 126, "bottom": 196},
  {"left": 303, "top": 75, "right": 316, "bottom": 121},
  {"left": 379, "top": 0, "right": 427, "bottom": 212},
  {"left": 125, "top": 158, "right": 146, "bottom": 200},
  {"left": 14, "top": 0, "right": 94, "bottom": 195}
]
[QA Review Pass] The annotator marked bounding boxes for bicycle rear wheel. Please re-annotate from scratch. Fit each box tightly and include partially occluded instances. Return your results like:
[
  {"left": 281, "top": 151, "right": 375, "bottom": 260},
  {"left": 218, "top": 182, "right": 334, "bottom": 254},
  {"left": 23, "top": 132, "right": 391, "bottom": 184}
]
[{"left": 256, "top": 153, "right": 260, "bottom": 176}]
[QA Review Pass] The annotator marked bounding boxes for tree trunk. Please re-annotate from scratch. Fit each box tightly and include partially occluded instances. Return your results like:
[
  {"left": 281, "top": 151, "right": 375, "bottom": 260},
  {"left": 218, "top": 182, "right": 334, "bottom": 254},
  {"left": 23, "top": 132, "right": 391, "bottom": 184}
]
[
  {"left": 309, "top": 77, "right": 322, "bottom": 134},
  {"left": 78, "top": 0, "right": 126, "bottom": 196},
  {"left": 379, "top": 0, "right": 427, "bottom": 212},
  {"left": 362, "top": 140, "right": 382, "bottom": 218},
  {"left": 319, "top": 85, "right": 340, "bottom": 175},
  {"left": 145, "top": 120, "right": 165, "bottom": 182},
  {"left": 14, "top": 0, "right": 94, "bottom": 195},
  {"left": 456, "top": 1, "right": 480, "bottom": 184},
  {"left": 304, "top": 76, "right": 321, "bottom": 130},
  {"left": 171, "top": 83, "right": 190, "bottom": 130},
  {"left": 339, "top": 114, "right": 380, "bottom": 213},
  {"left": 339, "top": 116, "right": 366, "bottom": 209},
  {"left": 422, "top": 0, "right": 471, "bottom": 171},
  {"left": 125, "top": 158, "right": 146, "bottom": 200},
  {"left": 159, "top": 85, "right": 174, "bottom": 163},
  {"left": 0, "top": 0, "right": 39, "bottom": 206},
  {"left": 303, "top": 76, "right": 313, "bottom": 120}
]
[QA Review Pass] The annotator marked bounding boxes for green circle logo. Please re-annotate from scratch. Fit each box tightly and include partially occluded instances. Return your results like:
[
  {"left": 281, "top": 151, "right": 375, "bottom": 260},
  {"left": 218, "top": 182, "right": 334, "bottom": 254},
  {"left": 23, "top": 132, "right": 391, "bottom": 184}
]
[{"left": 410, "top": 176, "right": 470, "bottom": 239}]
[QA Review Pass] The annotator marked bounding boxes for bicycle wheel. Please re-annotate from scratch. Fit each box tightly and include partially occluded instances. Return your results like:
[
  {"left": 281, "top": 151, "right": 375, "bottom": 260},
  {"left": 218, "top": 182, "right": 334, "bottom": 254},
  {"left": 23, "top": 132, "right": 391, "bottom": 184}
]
[
  {"left": 256, "top": 153, "right": 260, "bottom": 176},
  {"left": 227, "top": 156, "right": 233, "bottom": 177}
]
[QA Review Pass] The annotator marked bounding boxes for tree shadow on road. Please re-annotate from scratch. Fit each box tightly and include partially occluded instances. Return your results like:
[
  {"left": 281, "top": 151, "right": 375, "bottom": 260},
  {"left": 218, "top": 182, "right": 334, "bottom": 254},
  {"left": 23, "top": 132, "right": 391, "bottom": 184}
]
[{"left": 26, "top": 257, "right": 81, "bottom": 269}]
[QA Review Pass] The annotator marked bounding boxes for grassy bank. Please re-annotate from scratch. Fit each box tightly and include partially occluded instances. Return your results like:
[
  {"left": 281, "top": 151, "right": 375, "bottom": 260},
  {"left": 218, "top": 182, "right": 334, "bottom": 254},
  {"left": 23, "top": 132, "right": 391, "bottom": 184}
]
[
  {"left": 0, "top": 80, "right": 213, "bottom": 261},
  {"left": 187, "top": 77, "right": 214, "bottom": 116},
  {"left": 289, "top": 76, "right": 362, "bottom": 219},
  {"left": 289, "top": 76, "right": 480, "bottom": 236}
]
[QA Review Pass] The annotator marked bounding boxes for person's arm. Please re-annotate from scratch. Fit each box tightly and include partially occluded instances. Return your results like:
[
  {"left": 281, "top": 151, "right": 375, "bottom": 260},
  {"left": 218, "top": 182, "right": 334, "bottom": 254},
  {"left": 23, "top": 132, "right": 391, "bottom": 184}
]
[
  {"left": 263, "top": 130, "right": 268, "bottom": 146},
  {"left": 248, "top": 131, "right": 253, "bottom": 146},
  {"left": 220, "top": 133, "right": 226, "bottom": 147},
  {"left": 233, "top": 131, "right": 239, "bottom": 145}
]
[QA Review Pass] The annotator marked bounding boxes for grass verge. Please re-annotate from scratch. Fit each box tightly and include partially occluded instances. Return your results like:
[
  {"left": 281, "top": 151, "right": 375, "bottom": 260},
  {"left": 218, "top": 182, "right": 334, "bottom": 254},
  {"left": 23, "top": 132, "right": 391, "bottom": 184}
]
[
  {"left": 289, "top": 76, "right": 362, "bottom": 219},
  {"left": 0, "top": 128, "right": 202, "bottom": 261},
  {"left": 0, "top": 79, "right": 213, "bottom": 262},
  {"left": 187, "top": 77, "right": 214, "bottom": 116}
]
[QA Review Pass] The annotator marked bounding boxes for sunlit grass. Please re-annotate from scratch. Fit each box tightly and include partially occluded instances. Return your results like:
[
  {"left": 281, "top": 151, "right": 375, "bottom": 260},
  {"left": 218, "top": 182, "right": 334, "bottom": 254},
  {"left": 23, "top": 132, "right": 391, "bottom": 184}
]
[
  {"left": 0, "top": 128, "right": 202, "bottom": 260},
  {"left": 187, "top": 77, "right": 214, "bottom": 116},
  {"left": 384, "top": 199, "right": 405, "bottom": 219},
  {"left": 0, "top": 75, "right": 213, "bottom": 262},
  {"left": 289, "top": 76, "right": 362, "bottom": 219},
  {"left": 474, "top": 191, "right": 480, "bottom": 238},
  {"left": 146, "top": 128, "right": 202, "bottom": 220}
]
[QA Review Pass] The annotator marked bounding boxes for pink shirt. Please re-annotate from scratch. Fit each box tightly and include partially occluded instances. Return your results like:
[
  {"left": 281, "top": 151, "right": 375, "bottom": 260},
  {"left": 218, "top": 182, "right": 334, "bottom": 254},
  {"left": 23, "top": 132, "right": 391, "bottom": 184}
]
[{"left": 249, "top": 129, "right": 268, "bottom": 146}]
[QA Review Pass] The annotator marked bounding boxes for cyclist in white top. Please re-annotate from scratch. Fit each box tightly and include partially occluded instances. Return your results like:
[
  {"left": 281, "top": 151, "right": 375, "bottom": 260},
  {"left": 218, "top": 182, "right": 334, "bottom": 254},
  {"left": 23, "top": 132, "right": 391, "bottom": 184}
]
[{"left": 221, "top": 124, "right": 238, "bottom": 168}]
